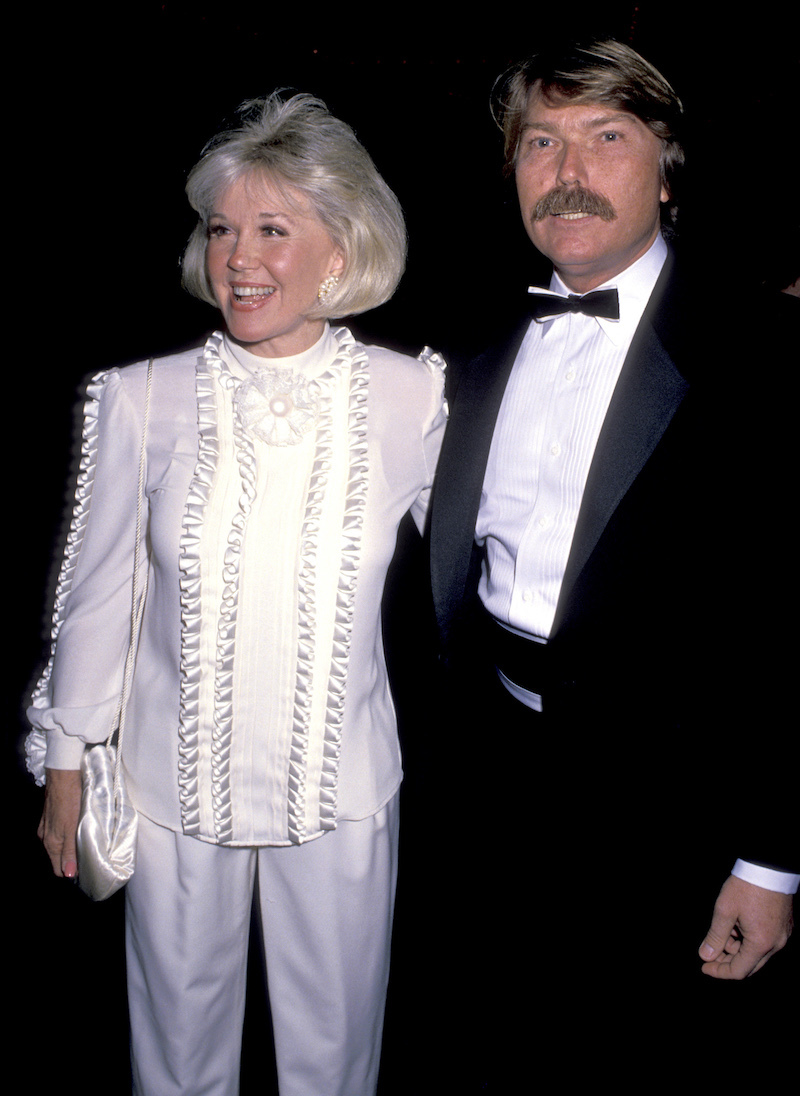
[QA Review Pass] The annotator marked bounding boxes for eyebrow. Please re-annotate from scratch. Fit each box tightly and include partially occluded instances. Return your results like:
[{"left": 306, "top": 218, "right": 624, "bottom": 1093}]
[
  {"left": 522, "top": 111, "right": 639, "bottom": 134},
  {"left": 209, "top": 209, "right": 293, "bottom": 220}
]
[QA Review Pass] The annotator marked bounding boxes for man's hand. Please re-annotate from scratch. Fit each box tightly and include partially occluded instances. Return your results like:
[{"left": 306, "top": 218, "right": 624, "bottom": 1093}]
[
  {"left": 699, "top": 874, "right": 793, "bottom": 979},
  {"left": 38, "top": 768, "right": 82, "bottom": 879}
]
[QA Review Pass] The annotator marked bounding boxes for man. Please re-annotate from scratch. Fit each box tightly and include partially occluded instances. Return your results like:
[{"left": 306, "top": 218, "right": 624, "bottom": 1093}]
[{"left": 427, "top": 38, "right": 796, "bottom": 1088}]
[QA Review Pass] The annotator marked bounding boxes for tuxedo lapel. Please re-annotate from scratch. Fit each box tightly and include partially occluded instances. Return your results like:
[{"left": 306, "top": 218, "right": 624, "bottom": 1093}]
[
  {"left": 553, "top": 303, "right": 689, "bottom": 632},
  {"left": 430, "top": 319, "right": 529, "bottom": 640}
]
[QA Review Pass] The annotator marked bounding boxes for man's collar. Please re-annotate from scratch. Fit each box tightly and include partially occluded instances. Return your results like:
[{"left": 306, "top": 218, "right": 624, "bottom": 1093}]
[{"left": 537, "top": 234, "right": 668, "bottom": 346}]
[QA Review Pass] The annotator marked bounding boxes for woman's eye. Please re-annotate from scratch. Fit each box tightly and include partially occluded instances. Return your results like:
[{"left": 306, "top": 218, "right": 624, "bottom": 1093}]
[{"left": 207, "top": 224, "right": 230, "bottom": 238}]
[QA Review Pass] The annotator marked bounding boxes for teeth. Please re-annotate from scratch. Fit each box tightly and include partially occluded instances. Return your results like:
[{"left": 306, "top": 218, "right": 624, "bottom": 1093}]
[
  {"left": 233, "top": 286, "right": 275, "bottom": 300},
  {"left": 557, "top": 212, "right": 592, "bottom": 220}
]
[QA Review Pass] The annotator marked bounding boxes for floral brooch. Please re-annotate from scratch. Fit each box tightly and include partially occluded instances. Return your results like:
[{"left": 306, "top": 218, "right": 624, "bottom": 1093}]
[{"left": 234, "top": 368, "right": 320, "bottom": 446}]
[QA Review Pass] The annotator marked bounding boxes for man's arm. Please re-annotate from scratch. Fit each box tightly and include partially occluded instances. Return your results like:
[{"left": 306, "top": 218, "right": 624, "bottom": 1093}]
[{"left": 699, "top": 874, "right": 794, "bottom": 979}]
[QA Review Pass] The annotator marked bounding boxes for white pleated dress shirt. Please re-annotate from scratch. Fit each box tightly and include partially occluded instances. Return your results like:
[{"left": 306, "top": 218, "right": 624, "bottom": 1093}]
[{"left": 477, "top": 235, "right": 668, "bottom": 640}]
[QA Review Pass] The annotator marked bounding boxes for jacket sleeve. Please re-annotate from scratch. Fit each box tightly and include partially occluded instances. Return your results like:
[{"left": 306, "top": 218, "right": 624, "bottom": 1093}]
[{"left": 26, "top": 367, "right": 147, "bottom": 784}]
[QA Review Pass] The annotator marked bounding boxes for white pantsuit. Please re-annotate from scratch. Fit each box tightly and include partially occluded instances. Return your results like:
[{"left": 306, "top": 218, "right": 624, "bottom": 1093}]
[
  {"left": 128, "top": 800, "right": 399, "bottom": 1096},
  {"left": 27, "top": 325, "right": 446, "bottom": 1094}
]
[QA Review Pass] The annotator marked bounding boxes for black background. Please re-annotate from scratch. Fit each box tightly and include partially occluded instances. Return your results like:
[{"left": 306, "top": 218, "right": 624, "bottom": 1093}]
[{"left": 8, "top": 3, "right": 798, "bottom": 1092}]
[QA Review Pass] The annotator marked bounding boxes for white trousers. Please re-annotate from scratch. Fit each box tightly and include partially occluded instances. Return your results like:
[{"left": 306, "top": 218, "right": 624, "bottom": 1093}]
[{"left": 125, "top": 796, "right": 399, "bottom": 1096}]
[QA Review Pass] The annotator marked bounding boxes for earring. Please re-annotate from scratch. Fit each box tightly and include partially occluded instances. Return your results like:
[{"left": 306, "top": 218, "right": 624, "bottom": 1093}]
[{"left": 318, "top": 274, "right": 339, "bottom": 302}]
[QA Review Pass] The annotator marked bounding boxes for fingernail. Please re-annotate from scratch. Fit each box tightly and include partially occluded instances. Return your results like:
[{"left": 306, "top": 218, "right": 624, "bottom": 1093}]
[
  {"left": 63, "top": 861, "right": 78, "bottom": 879},
  {"left": 699, "top": 943, "right": 714, "bottom": 959}
]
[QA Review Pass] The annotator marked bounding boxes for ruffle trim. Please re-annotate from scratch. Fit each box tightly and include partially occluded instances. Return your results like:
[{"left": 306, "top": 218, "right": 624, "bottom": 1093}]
[
  {"left": 177, "top": 329, "right": 369, "bottom": 844},
  {"left": 25, "top": 372, "right": 111, "bottom": 786},
  {"left": 288, "top": 328, "right": 369, "bottom": 842},
  {"left": 177, "top": 333, "right": 226, "bottom": 837},
  {"left": 417, "top": 345, "right": 448, "bottom": 417}
]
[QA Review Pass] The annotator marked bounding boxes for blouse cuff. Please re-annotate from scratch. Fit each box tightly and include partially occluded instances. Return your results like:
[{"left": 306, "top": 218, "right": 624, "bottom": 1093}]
[
  {"left": 23, "top": 725, "right": 85, "bottom": 784},
  {"left": 44, "top": 731, "right": 87, "bottom": 773},
  {"left": 26, "top": 693, "right": 120, "bottom": 783}
]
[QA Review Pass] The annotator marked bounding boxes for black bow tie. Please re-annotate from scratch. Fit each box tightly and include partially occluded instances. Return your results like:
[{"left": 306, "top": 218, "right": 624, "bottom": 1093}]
[{"left": 527, "top": 287, "right": 620, "bottom": 321}]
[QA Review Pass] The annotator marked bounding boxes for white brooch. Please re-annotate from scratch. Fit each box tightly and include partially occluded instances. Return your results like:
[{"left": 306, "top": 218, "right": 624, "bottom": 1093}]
[{"left": 234, "top": 368, "right": 319, "bottom": 446}]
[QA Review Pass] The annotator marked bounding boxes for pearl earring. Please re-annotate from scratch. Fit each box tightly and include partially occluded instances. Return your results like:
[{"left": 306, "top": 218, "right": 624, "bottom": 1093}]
[{"left": 318, "top": 274, "right": 339, "bottom": 302}]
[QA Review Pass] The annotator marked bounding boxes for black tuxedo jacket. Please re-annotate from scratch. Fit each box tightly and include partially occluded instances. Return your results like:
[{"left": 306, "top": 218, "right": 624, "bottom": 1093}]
[
  {"left": 428, "top": 246, "right": 797, "bottom": 871},
  {"left": 398, "top": 251, "right": 797, "bottom": 1094}
]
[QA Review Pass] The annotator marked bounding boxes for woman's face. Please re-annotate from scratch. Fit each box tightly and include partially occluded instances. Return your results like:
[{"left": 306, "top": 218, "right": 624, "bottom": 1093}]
[{"left": 206, "top": 173, "right": 345, "bottom": 358}]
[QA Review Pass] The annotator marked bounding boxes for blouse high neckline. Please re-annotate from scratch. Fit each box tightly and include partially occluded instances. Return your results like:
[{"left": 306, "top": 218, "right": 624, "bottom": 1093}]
[{"left": 222, "top": 325, "right": 339, "bottom": 380}]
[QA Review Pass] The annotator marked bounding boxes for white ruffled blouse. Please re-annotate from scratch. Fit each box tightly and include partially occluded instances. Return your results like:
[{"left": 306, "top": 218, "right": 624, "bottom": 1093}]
[{"left": 27, "top": 326, "right": 446, "bottom": 846}]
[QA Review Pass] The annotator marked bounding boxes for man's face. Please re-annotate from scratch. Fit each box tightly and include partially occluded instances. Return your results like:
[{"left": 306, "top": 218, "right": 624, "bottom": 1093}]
[{"left": 515, "top": 87, "right": 669, "bottom": 292}]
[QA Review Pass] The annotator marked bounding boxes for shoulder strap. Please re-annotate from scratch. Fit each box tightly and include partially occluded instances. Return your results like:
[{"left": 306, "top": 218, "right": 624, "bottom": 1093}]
[{"left": 111, "top": 358, "right": 153, "bottom": 774}]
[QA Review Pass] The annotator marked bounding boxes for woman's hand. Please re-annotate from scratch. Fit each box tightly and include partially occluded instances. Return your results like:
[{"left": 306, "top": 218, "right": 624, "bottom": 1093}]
[{"left": 38, "top": 768, "right": 82, "bottom": 878}]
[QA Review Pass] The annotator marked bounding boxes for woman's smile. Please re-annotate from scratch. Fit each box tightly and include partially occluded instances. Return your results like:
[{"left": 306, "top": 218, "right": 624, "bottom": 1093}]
[{"left": 230, "top": 284, "right": 276, "bottom": 304}]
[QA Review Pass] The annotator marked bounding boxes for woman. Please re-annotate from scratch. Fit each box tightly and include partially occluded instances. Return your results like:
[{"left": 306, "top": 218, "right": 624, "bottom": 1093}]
[{"left": 27, "top": 92, "right": 445, "bottom": 1096}]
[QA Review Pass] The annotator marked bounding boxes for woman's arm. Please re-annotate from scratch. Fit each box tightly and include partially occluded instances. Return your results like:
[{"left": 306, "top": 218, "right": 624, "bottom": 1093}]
[{"left": 27, "top": 365, "right": 148, "bottom": 782}]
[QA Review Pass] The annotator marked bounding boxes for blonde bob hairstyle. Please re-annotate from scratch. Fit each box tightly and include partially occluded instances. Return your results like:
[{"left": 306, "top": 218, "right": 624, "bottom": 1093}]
[{"left": 182, "top": 92, "right": 407, "bottom": 319}]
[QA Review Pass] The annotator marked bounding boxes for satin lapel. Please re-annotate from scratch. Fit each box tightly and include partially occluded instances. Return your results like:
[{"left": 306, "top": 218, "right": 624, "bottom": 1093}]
[
  {"left": 553, "top": 312, "right": 689, "bottom": 632},
  {"left": 430, "top": 319, "right": 530, "bottom": 638}
]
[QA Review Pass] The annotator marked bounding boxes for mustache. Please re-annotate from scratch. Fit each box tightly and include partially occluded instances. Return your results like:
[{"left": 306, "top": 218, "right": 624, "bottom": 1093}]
[{"left": 532, "top": 186, "right": 617, "bottom": 222}]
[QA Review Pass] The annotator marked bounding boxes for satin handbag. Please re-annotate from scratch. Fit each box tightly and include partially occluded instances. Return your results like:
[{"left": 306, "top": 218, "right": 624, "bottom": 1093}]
[
  {"left": 75, "top": 359, "right": 152, "bottom": 901},
  {"left": 76, "top": 743, "right": 138, "bottom": 900}
]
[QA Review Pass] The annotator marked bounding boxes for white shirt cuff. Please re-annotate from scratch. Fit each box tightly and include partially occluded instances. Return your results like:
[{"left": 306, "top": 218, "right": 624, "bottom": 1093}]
[{"left": 732, "top": 858, "right": 799, "bottom": 894}]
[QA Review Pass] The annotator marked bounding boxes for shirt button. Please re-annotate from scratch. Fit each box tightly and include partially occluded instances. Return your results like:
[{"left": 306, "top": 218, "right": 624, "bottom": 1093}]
[{"left": 550, "top": 443, "right": 561, "bottom": 456}]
